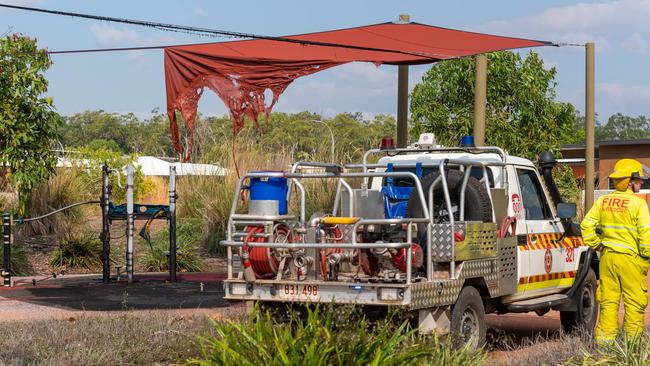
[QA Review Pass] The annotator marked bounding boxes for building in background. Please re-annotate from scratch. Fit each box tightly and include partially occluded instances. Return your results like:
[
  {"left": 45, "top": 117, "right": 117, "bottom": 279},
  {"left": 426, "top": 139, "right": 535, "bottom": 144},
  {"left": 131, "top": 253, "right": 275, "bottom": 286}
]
[{"left": 560, "top": 139, "right": 650, "bottom": 190}]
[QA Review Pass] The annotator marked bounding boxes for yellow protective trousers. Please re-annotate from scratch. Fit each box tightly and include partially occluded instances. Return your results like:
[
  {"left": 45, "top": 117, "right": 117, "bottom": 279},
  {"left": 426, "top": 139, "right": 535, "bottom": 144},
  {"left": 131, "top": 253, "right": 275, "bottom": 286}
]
[{"left": 595, "top": 249, "right": 650, "bottom": 342}]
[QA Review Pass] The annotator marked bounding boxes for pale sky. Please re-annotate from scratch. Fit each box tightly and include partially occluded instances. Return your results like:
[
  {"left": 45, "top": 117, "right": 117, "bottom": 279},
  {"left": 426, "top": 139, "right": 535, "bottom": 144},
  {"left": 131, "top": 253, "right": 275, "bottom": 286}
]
[{"left": 1, "top": 0, "right": 648, "bottom": 123}]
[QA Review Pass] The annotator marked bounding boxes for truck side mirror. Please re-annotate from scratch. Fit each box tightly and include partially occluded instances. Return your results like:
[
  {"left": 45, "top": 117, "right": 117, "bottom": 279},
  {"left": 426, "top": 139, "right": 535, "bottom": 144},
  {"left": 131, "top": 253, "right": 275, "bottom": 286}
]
[{"left": 557, "top": 203, "right": 576, "bottom": 219}]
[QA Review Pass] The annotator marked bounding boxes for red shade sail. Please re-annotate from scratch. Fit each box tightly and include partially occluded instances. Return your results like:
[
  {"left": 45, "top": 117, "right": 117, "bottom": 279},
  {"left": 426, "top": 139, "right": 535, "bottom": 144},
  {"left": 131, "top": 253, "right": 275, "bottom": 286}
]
[{"left": 164, "top": 22, "right": 553, "bottom": 159}]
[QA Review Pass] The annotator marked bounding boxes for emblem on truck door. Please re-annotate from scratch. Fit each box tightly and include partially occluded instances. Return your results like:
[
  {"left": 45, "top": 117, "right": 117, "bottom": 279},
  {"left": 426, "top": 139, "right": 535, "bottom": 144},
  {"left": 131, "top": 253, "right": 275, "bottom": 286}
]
[
  {"left": 544, "top": 246, "right": 553, "bottom": 274},
  {"left": 512, "top": 193, "right": 523, "bottom": 219}
]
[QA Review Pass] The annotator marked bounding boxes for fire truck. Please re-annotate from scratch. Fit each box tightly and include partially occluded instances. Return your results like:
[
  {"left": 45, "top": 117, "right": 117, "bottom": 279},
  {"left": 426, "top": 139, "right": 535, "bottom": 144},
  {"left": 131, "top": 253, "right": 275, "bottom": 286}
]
[{"left": 220, "top": 134, "right": 597, "bottom": 349}]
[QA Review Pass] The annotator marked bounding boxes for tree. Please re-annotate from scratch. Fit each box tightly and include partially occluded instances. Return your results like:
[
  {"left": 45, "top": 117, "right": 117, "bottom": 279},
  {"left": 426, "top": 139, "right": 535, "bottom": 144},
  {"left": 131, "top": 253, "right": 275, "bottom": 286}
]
[
  {"left": 410, "top": 51, "right": 577, "bottom": 160},
  {"left": 0, "top": 34, "right": 62, "bottom": 213},
  {"left": 595, "top": 113, "right": 650, "bottom": 140},
  {"left": 60, "top": 110, "right": 136, "bottom": 153}
]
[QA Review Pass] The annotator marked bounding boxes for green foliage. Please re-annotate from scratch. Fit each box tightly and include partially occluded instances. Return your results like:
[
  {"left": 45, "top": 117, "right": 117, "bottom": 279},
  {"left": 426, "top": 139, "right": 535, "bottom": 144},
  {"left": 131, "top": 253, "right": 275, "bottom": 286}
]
[
  {"left": 595, "top": 113, "right": 650, "bottom": 140},
  {"left": 86, "top": 139, "right": 123, "bottom": 153},
  {"left": 138, "top": 219, "right": 203, "bottom": 272},
  {"left": 189, "top": 304, "right": 485, "bottom": 366},
  {"left": 71, "top": 146, "right": 150, "bottom": 202},
  {"left": 0, "top": 241, "right": 32, "bottom": 276},
  {"left": 410, "top": 51, "right": 577, "bottom": 160},
  {"left": 61, "top": 110, "right": 136, "bottom": 154},
  {"left": 60, "top": 109, "right": 394, "bottom": 165},
  {"left": 51, "top": 232, "right": 104, "bottom": 269},
  {"left": 553, "top": 164, "right": 581, "bottom": 204},
  {"left": 0, "top": 34, "right": 63, "bottom": 213}
]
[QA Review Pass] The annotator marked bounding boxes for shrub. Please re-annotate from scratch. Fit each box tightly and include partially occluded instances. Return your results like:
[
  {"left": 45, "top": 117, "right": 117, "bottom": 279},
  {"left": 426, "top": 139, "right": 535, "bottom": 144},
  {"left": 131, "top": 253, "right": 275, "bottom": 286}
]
[
  {"left": 51, "top": 232, "right": 104, "bottom": 269},
  {"left": 189, "top": 304, "right": 485, "bottom": 366},
  {"left": 138, "top": 220, "right": 203, "bottom": 272}
]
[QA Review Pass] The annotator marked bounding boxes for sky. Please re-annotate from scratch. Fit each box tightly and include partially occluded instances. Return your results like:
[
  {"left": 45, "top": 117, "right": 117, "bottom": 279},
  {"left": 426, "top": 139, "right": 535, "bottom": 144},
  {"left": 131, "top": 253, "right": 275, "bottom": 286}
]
[{"left": 0, "top": 0, "right": 648, "bottom": 124}]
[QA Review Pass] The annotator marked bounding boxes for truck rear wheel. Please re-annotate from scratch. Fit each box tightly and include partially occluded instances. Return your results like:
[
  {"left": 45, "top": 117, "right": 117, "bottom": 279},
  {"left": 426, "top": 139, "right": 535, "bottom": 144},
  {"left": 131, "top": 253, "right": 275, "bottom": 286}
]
[
  {"left": 560, "top": 269, "right": 598, "bottom": 333},
  {"left": 450, "top": 286, "right": 486, "bottom": 350}
]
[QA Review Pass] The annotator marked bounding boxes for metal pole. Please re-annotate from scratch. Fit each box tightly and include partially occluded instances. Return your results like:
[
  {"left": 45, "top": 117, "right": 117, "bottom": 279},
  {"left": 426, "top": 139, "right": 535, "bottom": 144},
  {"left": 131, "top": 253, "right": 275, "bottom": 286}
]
[
  {"left": 101, "top": 165, "right": 111, "bottom": 283},
  {"left": 126, "top": 165, "right": 135, "bottom": 283},
  {"left": 3, "top": 212, "right": 11, "bottom": 287},
  {"left": 585, "top": 42, "right": 596, "bottom": 211},
  {"left": 169, "top": 166, "right": 177, "bottom": 282},
  {"left": 397, "top": 65, "right": 409, "bottom": 148},
  {"left": 473, "top": 54, "right": 487, "bottom": 146}
]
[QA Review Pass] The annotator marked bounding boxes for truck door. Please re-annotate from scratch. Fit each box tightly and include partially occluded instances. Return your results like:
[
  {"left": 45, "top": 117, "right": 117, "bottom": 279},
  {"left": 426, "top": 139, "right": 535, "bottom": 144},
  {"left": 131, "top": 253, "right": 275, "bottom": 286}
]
[{"left": 516, "top": 167, "right": 569, "bottom": 297}]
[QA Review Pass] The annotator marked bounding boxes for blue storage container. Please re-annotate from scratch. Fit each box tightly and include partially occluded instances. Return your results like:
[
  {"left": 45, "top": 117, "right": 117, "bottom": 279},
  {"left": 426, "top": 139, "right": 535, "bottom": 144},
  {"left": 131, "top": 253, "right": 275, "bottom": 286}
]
[{"left": 249, "top": 173, "right": 288, "bottom": 215}]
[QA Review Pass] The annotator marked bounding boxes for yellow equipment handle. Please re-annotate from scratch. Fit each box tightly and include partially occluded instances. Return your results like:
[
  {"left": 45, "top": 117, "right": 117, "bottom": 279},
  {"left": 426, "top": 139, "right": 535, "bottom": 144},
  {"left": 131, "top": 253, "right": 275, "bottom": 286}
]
[{"left": 320, "top": 217, "right": 360, "bottom": 225}]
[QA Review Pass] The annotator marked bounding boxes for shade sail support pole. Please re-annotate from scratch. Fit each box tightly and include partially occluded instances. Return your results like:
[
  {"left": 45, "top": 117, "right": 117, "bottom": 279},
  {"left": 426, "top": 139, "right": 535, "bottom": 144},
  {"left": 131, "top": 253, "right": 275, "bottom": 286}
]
[
  {"left": 585, "top": 42, "right": 596, "bottom": 211},
  {"left": 397, "top": 65, "right": 409, "bottom": 148},
  {"left": 473, "top": 54, "right": 487, "bottom": 146}
]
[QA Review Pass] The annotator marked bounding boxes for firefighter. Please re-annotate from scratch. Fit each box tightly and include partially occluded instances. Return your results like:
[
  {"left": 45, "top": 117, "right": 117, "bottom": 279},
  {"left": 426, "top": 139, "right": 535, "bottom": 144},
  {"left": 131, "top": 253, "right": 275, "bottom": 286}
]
[{"left": 581, "top": 158, "right": 650, "bottom": 343}]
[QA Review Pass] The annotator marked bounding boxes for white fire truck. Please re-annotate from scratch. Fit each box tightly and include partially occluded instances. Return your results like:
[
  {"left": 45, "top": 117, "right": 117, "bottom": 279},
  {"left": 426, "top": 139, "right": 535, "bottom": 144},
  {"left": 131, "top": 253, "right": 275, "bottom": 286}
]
[{"left": 220, "top": 134, "right": 597, "bottom": 348}]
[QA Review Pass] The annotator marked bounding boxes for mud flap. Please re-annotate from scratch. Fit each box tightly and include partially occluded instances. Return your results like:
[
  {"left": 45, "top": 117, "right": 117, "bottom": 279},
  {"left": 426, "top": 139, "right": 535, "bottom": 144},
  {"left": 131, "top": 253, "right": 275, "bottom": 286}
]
[{"left": 418, "top": 307, "right": 451, "bottom": 335}]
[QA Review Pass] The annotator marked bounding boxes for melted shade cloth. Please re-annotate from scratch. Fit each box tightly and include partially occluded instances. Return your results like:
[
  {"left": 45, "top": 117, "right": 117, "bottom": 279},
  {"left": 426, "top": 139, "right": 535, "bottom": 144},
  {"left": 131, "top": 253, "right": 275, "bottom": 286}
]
[{"left": 164, "top": 22, "right": 553, "bottom": 159}]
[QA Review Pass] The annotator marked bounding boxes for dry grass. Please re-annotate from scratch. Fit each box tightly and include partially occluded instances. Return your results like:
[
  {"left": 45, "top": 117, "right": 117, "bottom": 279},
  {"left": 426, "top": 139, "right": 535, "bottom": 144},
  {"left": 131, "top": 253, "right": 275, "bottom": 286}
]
[
  {"left": 20, "top": 167, "right": 96, "bottom": 241},
  {"left": 140, "top": 176, "right": 170, "bottom": 205},
  {"left": 0, "top": 313, "right": 216, "bottom": 366},
  {"left": 488, "top": 331, "right": 589, "bottom": 366}
]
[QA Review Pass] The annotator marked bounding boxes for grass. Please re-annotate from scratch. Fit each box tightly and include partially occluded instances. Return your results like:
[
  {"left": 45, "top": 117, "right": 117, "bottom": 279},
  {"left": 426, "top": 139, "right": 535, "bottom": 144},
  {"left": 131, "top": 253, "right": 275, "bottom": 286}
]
[
  {"left": 20, "top": 167, "right": 95, "bottom": 241},
  {"left": 189, "top": 304, "right": 486, "bottom": 366},
  {"left": 566, "top": 333, "right": 650, "bottom": 366},
  {"left": 487, "top": 329, "right": 650, "bottom": 366},
  {"left": 138, "top": 219, "right": 203, "bottom": 272},
  {"left": 0, "top": 313, "right": 215, "bottom": 366},
  {"left": 50, "top": 232, "right": 105, "bottom": 270},
  {"left": 0, "top": 241, "right": 32, "bottom": 276}
]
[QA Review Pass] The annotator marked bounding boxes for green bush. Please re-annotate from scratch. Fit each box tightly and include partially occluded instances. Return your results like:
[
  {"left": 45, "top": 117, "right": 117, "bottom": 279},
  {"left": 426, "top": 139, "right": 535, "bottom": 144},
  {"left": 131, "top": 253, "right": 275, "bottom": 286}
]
[
  {"left": 138, "top": 220, "right": 202, "bottom": 272},
  {"left": 188, "top": 304, "right": 485, "bottom": 366},
  {"left": 0, "top": 241, "right": 32, "bottom": 276},
  {"left": 51, "top": 233, "right": 104, "bottom": 269}
]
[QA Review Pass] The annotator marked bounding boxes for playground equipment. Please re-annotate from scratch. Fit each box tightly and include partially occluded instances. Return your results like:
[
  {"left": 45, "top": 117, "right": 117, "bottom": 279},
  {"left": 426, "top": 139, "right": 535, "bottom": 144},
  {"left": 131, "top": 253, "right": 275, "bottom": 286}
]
[{"left": 1, "top": 164, "right": 178, "bottom": 286}]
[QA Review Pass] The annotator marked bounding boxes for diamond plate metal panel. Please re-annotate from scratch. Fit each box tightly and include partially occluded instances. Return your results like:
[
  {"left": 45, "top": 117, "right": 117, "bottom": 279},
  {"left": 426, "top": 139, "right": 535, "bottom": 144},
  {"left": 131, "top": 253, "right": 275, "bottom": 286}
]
[
  {"left": 409, "top": 259, "right": 499, "bottom": 309},
  {"left": 430, "top": 223, "right": 453, "bottom": 261},
  {"left": 454, "top": 222, "right": 498, "bottom": 261},
  {"left": 496, "top": 236, "right": 517, "bottom": 296}
]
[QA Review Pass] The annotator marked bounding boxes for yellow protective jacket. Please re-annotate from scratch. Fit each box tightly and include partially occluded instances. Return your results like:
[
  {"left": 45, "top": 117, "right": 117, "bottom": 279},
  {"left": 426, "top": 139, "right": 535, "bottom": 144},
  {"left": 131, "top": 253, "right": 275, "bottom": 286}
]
[{"left": 581, "top": 189, "right": 650, "bottom": 258}]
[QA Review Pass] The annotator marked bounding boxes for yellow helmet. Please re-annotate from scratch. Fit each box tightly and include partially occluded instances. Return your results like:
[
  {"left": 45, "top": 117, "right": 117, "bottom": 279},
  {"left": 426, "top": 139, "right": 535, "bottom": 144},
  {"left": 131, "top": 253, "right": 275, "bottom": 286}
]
[{"left": 609, "top": 158, "right": 645, "bottom": 179}]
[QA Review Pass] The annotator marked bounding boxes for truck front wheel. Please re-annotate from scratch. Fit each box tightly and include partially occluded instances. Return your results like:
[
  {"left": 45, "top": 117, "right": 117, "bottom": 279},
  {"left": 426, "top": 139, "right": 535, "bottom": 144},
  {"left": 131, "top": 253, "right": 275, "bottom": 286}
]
[
  {"left": 450, "top": 286, "right": 486, "bottom": 350},
  {"left": 560, "top": 269, "right": 598, "bottom": 333}
]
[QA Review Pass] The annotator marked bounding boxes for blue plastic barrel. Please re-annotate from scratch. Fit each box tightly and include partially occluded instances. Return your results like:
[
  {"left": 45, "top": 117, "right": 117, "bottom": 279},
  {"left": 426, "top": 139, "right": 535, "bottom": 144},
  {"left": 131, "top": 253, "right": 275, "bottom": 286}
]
[{"left": 249, "top": 173, "right": 288, "bottom": 215}]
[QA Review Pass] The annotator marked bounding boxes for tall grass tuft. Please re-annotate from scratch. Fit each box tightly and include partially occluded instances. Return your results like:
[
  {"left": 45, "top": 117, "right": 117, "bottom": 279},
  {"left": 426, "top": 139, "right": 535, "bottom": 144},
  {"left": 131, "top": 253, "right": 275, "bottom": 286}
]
[
  {"left": 21, "top": 167, "right": 95, "bottom": 241},
  {"left": 51, "top": 232, "right": 105, "bottom": 269},
  {"left": 188, "top": 304, "right": 485, "bottom": 366},
  {"left": 567, "top": 332, "right": 650, "bottom": 365},
  {"left": 138, "top": 219, "right": 203, "bottom": 272}
]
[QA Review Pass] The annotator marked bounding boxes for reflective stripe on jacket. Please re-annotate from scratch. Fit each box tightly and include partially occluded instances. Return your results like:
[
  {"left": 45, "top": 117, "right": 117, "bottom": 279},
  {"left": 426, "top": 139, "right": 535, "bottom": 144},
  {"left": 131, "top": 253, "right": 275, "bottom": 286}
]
[{"left": 581, "top": 189, "right": 650, "bottom": 258}]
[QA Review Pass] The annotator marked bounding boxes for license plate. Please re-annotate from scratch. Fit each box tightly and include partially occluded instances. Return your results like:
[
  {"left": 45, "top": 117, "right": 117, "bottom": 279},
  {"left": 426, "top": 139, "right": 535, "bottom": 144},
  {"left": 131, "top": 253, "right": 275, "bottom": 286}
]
[{"left": 277, "top": 284, "right": 319, "bottom": 300}]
